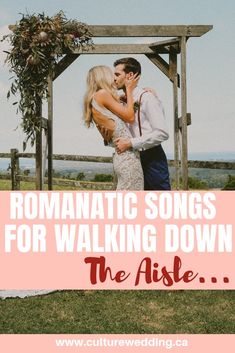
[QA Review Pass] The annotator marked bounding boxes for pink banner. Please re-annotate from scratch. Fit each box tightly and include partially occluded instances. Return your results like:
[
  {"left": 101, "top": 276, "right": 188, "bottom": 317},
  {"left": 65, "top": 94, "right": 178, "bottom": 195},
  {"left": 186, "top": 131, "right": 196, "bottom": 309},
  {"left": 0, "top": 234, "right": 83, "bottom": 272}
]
[
  {"left": 0, "top": 334, "right": 235, "bottom": 352},
  {"left": 0, "top": 191, "right": 234, "bottom": 290}
]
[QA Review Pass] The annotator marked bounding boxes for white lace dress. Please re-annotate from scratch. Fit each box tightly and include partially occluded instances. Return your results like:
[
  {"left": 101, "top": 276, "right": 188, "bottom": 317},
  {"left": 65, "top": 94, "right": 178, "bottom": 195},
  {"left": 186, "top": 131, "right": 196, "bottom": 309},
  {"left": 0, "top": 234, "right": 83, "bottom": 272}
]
[{"left": 92, "top": 98, "right": 144, "bottom": 190}]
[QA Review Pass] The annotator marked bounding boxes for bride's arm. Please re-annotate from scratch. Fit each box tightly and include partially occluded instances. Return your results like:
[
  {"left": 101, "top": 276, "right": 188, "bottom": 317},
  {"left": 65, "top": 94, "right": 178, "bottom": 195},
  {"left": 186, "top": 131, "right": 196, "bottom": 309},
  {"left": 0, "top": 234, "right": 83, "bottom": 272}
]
[
  {"left": 94, "top": 75, "right": 139, "bottom": 123},
  {"left": 94, "top": 89, "right": 134, "bottom": 123}
]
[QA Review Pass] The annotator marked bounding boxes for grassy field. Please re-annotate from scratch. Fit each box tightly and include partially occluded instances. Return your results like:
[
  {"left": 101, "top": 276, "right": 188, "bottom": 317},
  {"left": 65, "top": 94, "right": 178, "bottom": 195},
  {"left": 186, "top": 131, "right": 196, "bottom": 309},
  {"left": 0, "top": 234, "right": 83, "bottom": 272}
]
[
  {"left": 1, "top": 290, "right": 235, "bottom": 334},
  {"left": 0, "top": 179, "right": 83, "bottom": 190}
]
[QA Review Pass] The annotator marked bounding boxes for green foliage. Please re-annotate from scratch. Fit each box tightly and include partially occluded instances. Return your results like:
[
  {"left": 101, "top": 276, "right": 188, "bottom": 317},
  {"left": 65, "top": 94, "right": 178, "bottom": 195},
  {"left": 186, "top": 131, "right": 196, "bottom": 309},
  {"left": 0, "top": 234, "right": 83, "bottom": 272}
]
[
  {"left": 222, "top": 175, "right": 235, "bottom": 190},
  {"left": 93, "top": 173, "right": 113, "bottom": 182},
  {"left": 76, "top": 172, "right": 85, "bottom": 180},
  {"left": 23, "top": 169, "right": 30, "bottom": 176},
  {"left": 171, "top": 175, "right": 209, "bottom": 190},
  {"left": 45, "top": 169, "right": 62, "bottom": 178},
  {"left": 188, "top": 176, "right": 208, "bottom": 189},
  {"left": 1, "top": 11, "right": 93, "bottom": 147}
]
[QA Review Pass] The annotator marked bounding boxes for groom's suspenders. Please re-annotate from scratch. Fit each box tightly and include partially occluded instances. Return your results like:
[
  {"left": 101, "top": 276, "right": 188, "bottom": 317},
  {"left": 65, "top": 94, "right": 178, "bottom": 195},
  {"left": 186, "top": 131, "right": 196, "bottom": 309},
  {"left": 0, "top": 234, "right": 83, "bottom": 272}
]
[{"left": 137, "top": 91, "right": 148, "bottom": 137}]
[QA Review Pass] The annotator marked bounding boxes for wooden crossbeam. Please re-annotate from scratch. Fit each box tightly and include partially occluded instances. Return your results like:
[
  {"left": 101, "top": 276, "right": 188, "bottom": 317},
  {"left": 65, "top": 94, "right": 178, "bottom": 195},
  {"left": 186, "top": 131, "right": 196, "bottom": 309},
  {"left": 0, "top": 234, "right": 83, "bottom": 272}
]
[
  {"left": 71, "top": 44, "right": 171, "bottom": 54},
  {"left": 87, "top": 25, "right": 213, "bottom": 37},
  {"left": 149, "top": 38, "right": 180, "bottom": 53},
  {"left": 8, "top": 24, "right": 213, "bottom": 38},
  {"left": 146, "top": 53, "right": 169, "bottom": 77},
  {"left": 54, "top": 54, "right": 80, "bottom": 80},
  {"left": 146, "top": 53, "right": 180, "bottom": 88}
]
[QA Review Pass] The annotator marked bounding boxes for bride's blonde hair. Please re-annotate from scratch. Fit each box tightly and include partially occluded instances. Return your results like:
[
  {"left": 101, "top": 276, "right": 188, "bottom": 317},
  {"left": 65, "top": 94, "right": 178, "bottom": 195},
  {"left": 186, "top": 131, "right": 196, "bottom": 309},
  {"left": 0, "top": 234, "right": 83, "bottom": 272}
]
[{"left": 83, "top": 65, "right": 118, "bottom": 127}]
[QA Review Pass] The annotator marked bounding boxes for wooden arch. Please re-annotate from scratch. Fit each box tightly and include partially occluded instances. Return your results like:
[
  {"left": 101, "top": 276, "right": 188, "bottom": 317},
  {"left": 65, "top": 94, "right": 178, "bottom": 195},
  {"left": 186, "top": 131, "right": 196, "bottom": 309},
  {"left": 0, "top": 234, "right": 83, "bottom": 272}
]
[{"left": 36, "top": 25, "right": 213, "bottom": 190}]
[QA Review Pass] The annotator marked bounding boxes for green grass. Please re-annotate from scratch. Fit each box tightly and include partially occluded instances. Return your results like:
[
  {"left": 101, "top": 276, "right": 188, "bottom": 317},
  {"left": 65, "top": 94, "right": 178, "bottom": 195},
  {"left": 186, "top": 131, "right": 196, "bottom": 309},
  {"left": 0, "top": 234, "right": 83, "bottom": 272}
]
[
  {"left": 0, "top": 179, "right": 13, "bottom": 190},
  {"left": 0, "top": 179, "right": 81, "bottom": 190},
  {"left": 0, "top": 290, "right": 235, "bottom": 334}
]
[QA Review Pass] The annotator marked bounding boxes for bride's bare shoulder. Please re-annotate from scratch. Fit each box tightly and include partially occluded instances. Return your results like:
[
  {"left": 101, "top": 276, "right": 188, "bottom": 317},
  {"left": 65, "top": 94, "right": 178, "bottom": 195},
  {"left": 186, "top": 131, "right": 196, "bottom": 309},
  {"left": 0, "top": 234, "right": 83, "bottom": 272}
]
[{"left": 94, "top": 89, "right": 111, "bottom": 99}]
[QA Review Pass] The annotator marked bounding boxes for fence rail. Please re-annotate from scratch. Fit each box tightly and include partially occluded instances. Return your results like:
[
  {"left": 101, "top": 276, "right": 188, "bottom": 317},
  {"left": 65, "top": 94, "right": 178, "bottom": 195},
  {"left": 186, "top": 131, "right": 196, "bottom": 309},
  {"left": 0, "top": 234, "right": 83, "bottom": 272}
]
[
  {"left": 0, "top": 150, "right": 235, "bottom": 190},
  {"left": 1, "top": 152, "right": 235, "bottom": 169}
]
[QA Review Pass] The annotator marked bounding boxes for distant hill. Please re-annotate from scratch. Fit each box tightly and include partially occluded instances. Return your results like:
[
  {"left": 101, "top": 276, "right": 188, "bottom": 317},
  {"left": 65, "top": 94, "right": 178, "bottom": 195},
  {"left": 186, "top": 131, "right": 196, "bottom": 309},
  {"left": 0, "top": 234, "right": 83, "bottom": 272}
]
[{"left": 168, "top": 151, "right": 235, "bottom": 162}]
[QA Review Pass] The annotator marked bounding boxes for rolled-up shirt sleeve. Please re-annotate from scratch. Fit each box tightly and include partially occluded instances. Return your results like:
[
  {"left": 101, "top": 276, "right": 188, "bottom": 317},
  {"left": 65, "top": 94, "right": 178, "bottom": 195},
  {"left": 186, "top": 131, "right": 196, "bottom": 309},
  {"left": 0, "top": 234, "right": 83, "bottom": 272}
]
[{"left": 130, "top": 93, "right": 169, "bottom": 150}]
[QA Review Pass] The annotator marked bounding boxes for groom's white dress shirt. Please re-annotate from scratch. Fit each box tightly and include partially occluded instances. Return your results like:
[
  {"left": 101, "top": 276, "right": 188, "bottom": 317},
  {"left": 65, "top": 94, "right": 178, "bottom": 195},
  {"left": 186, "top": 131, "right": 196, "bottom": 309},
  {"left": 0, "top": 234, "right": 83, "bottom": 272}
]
[{"left": 128, "top": 87, "right": 169, "bottom": 151}]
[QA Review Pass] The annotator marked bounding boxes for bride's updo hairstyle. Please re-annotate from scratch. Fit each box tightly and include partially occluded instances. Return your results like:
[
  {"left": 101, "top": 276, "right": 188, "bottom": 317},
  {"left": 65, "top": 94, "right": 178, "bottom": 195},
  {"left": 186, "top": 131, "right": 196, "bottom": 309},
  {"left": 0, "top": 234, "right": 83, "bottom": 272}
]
[{"left": 83, "top": 65, "right": 118, "bottom": 128}]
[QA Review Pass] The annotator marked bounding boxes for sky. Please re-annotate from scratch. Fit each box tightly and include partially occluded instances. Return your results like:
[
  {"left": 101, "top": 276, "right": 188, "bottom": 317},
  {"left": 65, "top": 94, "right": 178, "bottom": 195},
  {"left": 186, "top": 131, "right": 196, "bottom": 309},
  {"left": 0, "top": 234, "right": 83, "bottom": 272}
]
[{"left": 0, "top": 0, "right": 234, "bottom": 159}]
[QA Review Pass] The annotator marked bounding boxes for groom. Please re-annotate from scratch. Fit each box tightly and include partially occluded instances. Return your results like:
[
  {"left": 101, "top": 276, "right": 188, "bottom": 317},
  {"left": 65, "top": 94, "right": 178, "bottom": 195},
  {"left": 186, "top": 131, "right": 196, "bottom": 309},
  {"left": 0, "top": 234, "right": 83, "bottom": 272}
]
[{"left": 113, "top": 57, "right": 171, "bottom": 190}]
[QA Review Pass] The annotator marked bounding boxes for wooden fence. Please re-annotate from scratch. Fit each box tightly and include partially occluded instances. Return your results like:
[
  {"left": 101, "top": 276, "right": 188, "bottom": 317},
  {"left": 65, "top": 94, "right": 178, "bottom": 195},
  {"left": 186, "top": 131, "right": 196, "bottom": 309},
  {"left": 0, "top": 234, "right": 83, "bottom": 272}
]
[
  {"left": 0, "top": 149, "right": 235, "bottom": 190},
  {"left": 1, "top": 150, "right": 115, "bottom": 190}
]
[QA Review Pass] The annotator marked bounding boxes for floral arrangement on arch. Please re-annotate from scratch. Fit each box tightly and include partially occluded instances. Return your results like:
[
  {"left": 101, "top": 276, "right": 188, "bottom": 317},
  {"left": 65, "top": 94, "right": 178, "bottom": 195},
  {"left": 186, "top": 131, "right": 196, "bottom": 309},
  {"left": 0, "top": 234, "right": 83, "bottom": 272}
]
[{"left": 2, "top": 11, "right": 93, "bottom": 147}]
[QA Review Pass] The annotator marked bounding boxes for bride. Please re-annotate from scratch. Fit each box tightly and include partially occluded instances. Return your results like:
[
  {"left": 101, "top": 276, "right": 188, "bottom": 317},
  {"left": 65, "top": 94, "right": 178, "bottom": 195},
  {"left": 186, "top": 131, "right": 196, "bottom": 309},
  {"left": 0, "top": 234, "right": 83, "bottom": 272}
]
[{"left": 83, "top": 65, "right": 144, "bottom": 190}]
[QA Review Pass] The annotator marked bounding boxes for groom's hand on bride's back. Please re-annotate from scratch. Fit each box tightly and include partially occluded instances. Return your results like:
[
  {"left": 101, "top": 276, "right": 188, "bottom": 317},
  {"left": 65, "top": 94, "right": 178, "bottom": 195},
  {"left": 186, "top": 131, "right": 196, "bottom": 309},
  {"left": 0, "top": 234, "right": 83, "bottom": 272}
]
[{"left": 115, "top": 137, "right": 132, "bottom": 154}]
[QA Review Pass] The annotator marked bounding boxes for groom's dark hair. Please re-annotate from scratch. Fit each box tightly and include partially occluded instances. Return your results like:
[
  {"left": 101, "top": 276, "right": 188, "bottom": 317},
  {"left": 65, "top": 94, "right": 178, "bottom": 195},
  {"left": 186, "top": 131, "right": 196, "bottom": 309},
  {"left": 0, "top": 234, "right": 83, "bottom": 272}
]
[{"left": 114, "top": 57, "right": 141, "bottom": 75}]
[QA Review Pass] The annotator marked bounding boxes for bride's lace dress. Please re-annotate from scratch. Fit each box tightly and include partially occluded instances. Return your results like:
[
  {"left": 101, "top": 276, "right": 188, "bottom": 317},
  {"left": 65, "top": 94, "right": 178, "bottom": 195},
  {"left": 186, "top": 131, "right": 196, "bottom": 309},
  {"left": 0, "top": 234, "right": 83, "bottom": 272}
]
[{"left": 92, "top": 98, "right": 144, "bottom": 190}]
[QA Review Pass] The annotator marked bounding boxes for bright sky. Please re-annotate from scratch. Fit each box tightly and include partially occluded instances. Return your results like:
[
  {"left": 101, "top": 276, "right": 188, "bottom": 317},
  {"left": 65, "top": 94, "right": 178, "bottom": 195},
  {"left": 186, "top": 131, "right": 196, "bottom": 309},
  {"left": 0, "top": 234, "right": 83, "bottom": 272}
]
[{"left": 0, "top": 0, "right": 234, "bottom": 158}]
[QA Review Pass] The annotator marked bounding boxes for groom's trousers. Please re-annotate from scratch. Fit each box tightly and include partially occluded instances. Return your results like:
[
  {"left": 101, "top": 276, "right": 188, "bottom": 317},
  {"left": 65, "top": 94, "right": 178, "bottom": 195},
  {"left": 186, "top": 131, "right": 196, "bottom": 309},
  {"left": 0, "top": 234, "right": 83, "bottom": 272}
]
[{"left": 140, "top": 145, "right": 171, "bottom": 190}]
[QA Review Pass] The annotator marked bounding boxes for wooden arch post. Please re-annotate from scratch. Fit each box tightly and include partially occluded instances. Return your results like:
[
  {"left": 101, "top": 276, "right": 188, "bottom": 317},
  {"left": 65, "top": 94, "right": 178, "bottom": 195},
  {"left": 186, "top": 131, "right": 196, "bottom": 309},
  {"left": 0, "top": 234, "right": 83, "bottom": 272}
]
[
  {"left": 35, "top": 98, "right": 42, "bottom": 190},
  {"left": 180, "top": 36, "right": 188, "bottom": 190},
  {"left": 47, "top": 75, "right": 53, "bottom": 190},
  {"left": 36, "top": 25, "right": 212, "bottom": 191}
]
